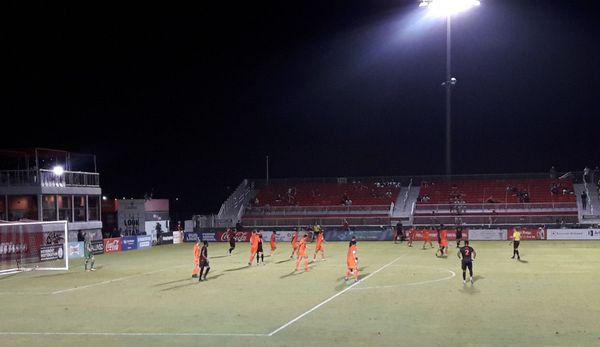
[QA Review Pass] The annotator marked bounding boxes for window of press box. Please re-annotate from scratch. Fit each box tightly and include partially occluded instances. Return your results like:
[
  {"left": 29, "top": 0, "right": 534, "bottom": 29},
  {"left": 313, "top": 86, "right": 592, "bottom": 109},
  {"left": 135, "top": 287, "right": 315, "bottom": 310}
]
[
  {"left": 88, "top": 196, "right": 100, "bottom": 221},
  {"left": 42, "top": 195, "right": 57, "bottom": 221},
  {"left": 8, "top": 195, "right": 38, "bottom": 221},
  {"left": 58, "top": 195, "right": 72, "bottom": 222},
  {"left": 74, "top": 195, "right": 86, "bottom": 222}
]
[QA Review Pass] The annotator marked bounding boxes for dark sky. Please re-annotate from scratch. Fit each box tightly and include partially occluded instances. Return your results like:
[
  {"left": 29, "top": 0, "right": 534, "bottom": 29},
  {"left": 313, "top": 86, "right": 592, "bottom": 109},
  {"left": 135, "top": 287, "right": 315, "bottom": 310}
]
[{"left": 4, "top": 0, "right": 600, "bottom": 217}]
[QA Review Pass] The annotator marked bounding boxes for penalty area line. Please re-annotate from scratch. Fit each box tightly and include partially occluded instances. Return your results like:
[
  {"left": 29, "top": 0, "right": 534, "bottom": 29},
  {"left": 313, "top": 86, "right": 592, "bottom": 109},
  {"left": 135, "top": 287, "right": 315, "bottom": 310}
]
[
  {"left": 0, "top": 331, "right": 267, "bottom": 337},
  {"left": 267, "top": 253, "right": 407, "bottom": 337},
  {"left": 52, "top": 265, "right": 187, "bottom": 295}
]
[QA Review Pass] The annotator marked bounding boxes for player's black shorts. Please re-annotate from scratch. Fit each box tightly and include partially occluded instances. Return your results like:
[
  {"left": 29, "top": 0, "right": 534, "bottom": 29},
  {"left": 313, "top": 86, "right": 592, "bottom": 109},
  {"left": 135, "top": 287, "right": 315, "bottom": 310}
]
[
  {"left": 513, "top": 241, "right": 520, "bottom": 249},
  {"left": 257, "top": 244, "right": 263, "bottom": 253},
  {"left": 456, "top": 233, "right": 462, "bottom": 240},
  {"left": 200, "top": 259, "right": 209, "bottom": 267},
  {"left": 461, "top": 260, "right": 473, "bottom": 271}
]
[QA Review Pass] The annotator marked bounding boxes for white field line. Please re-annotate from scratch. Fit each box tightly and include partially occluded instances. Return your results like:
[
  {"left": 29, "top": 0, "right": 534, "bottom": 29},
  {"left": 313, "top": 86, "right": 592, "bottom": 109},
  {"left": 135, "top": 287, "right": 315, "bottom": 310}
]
[
  {"left": 52, "top": 265, "right": 187, "bottom": 295},
  {"left": 0, "top": 331, "right": 267, "bottom": 337},
  {"left": 353, "top": 269, "right": 456, "bottom": 291},
  {"left": 267, "top": 254, "right": 407, "bottom": 336}
]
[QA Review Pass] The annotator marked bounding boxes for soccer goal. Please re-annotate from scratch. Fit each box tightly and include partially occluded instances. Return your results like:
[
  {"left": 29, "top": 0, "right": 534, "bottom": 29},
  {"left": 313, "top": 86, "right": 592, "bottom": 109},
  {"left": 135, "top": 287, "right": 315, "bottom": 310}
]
[{"left": 0, "top": 220, "right": 69, "bottom": 275}]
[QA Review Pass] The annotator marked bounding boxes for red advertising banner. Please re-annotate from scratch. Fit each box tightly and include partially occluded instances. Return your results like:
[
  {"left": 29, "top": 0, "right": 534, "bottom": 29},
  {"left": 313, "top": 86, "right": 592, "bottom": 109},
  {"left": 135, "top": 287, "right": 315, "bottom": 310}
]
[
  {"left": 103, "top": 237, "right": 122, "bottom": 253},
  {"left": 507, "top": 228, "right": 544, "bottom": 240},
  {"left": 408, "top": 229, "right": 469, "bottom": 241},
  {"left": 216, "top": 231, "right": 252, "bottom": 242}
]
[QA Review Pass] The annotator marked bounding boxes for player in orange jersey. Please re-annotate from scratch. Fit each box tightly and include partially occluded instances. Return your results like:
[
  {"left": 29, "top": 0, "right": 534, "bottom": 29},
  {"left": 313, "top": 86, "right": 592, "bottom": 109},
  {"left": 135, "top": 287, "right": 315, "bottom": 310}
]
[
  {"left": 269, "top": 231, "right": 277, "bottom": 256},
  {"left": 422, "top": 229, "right": 433, "bottom": 249},
  {"left": 344, "top": 236, "right": 359, "bottom": 283},
  {"left": 192, "top": 239, "right": 200, "bottom": 278},
  {"left": 436, "top": 227, "right": 449, "bottom": 257},
  {"left": 312, "top": 231, "right": 326, "bottom": 261},
  {"left": 294, "top": 234, "right": 310, "bottom": 272},
  {"left": 248, "top": 230, "right": 259, "bottom": 266},
  {"left": 290, "top": 229, "right": 299, "bottom": 258}
]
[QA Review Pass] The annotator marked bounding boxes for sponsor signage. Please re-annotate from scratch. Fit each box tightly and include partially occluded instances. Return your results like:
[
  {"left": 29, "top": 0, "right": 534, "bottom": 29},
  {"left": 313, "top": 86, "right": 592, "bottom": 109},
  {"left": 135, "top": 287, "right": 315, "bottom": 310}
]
[
  {"left": 259, "top": 230, "right": 293, "bottom": 242},
  {"left": 324, "top": 229, "right": 395, "bottom": 241},
  {"left": 159, "top": 231, "right": 174, "bottom": 245},
  {"left": 103, "top": 237, "right": 122, "bottom": 253},
  {"left": 67, "top": 242, "right": 84, "bottom": 259},
  {"left": 121, "top": 236, "right": 138, "bottom": 251},
  {"left": 183, "top": 232, "right": 201, "bottom": 242},
  {"left": 137, "top": 235, "right": 152, "bottom": 249},
  {"left": 40, "top": 244, "right": 65, "bottom": 262},
  {"left": 201, "top": 233, "right": 217, "bottom": 242},
  {"left": 508, "top": 228, "right": 543, "bottom": 241},
  {"left": 547, "top": 229, "right": 600, "bottom": 240},
  {"left": 409, "top": 229, "right": 470, "bottom": 242},
  {"left": 215, "top": 231, "right": 251, "bottom": 242},
  {"left": 173, "top": 231, "right": 183, "bottom": 244},
  {"left": 90, "top": 240, "right": 104, "bottom": 255},
  {"left": 469, "top": 229, "right": 507, "bottom": 241}
]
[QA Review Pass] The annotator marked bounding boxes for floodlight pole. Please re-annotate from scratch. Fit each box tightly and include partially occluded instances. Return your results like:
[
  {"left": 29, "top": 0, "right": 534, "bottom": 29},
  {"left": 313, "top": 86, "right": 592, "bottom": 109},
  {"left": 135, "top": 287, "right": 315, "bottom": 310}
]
[{"left": 445, "top": 15, "right": 452, "bottom": 176}]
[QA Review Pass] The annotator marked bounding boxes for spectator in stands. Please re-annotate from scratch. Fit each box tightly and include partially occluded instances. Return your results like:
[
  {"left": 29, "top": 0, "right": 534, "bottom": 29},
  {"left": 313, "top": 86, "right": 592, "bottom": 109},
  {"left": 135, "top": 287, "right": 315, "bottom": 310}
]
[
  {"left": 550, "top": 184, "right": 560, "bottom": 195},
  {"left": 583, "top": 166, "right": 590, "bottom": 184},
  {"left": 581, "top": 191, "right": 588, "bottom": 210},
  {"left": 486, "top": 196, "right": 498, "bottom": 204},
  {"left": 549, "top": 166, "right": 557, "bottom": 179}
]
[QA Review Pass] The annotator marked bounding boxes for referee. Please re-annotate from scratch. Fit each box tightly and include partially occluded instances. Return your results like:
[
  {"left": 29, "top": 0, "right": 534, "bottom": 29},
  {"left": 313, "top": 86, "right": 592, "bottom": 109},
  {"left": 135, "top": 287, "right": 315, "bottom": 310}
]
[{"left": 510, "top": 228, "right": 521, "bottom": 260}]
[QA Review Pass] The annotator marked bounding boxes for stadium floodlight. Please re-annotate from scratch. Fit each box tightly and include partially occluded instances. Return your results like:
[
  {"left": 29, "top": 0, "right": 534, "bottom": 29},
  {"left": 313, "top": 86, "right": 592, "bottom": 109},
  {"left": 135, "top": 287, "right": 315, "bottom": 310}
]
[
  {"left": 52, "top": 165, "right": 64, "bottom": 176},
  {"left": 419, "top": 0, "right": 480, "bottom": 176},
  {"left": 102, "top": 196, "right": 107, "bottom": 201},
  {"left": 419, "top": 0, "right": 480, "bottom": 17}
]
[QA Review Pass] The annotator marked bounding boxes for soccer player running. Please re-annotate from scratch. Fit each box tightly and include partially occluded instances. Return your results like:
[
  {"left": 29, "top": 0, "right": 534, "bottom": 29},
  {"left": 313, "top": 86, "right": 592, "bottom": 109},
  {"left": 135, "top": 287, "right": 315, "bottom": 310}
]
[
  {"left": 394, "top": 221, "right": 404, "bottom": 244},
  {"left": 248, "top": 230, "right": 259, "bottom": 266},
  {"left": 456, "top": 227, "right": 463, "bottom": 248},
  {"left": 192, "top": 239, "right": 201, "bottom": 278},
  {"left": 344, "top": 236, "right": 359, "bottom": 283},
  {"left": 458, "top": 240, "right": 476, "bottom": 285},
  {"left": 436, "top": 227, "right": 449, "bottom": 257},
  {"left": 510, "top": 228, "right": 521, "bottom": 260},
  {"left": 198, "top": 241, "right": 211, "bottom": 281},
  {"left": 227, "top": 228, "right": 236, "bottom": 255},
  {"left": 256, "top": 234, "right": 265, "bottom": 265},
  {"left": 422, "top": 229, "right": 433, "bottom": 249},
  {"left": 290, "top": 229, "right": 299, "bottom": 258},
  {"left": 313, "top": 230, "right": 326, "bottom": 261},
  {"left": 294, "top": 234, "right": 310, "bottom": 272},
  {"left": 269, "top": 231, "right": 277, "bottom": 256},
  {"left": 84, "top": 238, "right": 96, "bottom": 272},
  {"left": 407, "top": 228, "right": 415, "bottom": 247}
]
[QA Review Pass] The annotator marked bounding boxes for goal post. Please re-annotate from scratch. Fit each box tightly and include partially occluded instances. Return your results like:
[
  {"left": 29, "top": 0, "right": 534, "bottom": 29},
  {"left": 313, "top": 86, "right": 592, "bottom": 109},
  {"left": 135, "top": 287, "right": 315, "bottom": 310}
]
[{"left": 0, "top": 220, "right": 69, "bottom": 274}]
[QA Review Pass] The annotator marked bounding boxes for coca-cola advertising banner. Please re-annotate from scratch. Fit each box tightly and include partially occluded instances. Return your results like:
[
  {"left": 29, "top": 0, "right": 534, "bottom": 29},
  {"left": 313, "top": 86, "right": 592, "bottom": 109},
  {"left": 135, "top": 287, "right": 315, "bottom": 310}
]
[
  {"left": 214, "top": 231, "right": 252, "bottom": 242},
  {"left": 507, "top": 228, "right": 544, "bottom": 240},
  {"left": 103, "top": 237, "right": 122, "bottom": 253}
]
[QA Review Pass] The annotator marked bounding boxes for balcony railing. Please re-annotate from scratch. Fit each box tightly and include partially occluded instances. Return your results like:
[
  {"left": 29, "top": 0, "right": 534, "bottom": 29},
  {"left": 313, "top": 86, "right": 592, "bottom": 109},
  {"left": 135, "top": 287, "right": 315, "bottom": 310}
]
[
  {"left": 0, "top": 169, "right": 99, "bottom": 188},
  {"left": 414, "top": 202, "right": 577, "bottom": 214},
  {"left": 245, "top": 204, "right": 392, "bottom": 217}
]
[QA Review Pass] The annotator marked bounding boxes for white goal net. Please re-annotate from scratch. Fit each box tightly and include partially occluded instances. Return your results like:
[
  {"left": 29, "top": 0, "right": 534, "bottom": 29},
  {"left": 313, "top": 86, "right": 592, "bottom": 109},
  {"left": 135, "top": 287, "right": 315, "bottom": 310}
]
[{"left": 0, "top": 220, "right": 69, "bottom": 275}]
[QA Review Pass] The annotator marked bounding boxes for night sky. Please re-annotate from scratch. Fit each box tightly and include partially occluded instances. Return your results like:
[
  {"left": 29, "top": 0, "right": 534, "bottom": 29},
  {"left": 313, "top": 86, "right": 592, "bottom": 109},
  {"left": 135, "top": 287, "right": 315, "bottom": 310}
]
[{"left": 4, "top": 0, "right": 600, "bottom": 218}]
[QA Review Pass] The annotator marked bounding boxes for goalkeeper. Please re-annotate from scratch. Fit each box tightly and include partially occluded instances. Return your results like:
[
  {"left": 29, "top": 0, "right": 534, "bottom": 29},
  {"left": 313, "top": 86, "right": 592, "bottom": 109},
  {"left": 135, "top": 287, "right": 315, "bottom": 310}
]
[{"left": 84, "top": 238, "right": 96, "bottom": 272}]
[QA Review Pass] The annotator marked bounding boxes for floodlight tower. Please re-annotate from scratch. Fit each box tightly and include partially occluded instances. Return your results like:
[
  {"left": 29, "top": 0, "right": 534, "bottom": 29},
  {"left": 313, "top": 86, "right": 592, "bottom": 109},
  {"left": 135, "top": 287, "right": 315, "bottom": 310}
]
[{"left": 419, "top": 0, "right": 480, "bottom": 176}]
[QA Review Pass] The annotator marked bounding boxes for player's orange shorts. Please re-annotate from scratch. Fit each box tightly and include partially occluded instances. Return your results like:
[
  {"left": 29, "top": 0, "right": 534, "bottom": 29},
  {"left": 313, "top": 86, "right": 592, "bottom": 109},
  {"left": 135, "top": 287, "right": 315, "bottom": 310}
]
[
  {"left": 251, "top": 247, "right": 258, "bottom": 254},
  {"left": 315, "top": 244, "right": 323, "bottom": 252},
  {"left": 270, "top": 242, "right": 276, "bottom": 250}
]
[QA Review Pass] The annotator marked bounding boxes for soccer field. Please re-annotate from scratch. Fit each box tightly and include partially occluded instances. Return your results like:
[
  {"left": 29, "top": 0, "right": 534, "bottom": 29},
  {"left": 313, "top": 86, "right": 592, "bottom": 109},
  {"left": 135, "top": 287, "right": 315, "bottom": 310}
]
[{"left": 1, "top": 240, "right": 599, "bottom": 347}]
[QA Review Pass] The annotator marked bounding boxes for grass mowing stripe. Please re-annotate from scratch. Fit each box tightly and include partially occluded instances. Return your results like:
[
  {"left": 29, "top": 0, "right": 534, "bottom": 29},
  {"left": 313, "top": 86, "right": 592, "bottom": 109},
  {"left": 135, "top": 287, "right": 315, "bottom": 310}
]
[
  {"left": 353, "top": 269, "right": 456, "bottom": 290},
  {"left": 267, "top": 253, "right": 407, "bottom": 336},
  {"left": 0, "top": 332, "right": 267, "bottom": 337}
]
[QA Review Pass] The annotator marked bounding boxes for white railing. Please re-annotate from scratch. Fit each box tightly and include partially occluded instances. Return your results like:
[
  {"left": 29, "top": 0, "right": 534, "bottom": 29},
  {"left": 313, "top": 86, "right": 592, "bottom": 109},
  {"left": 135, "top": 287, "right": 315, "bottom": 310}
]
[
  {"left": 245, "top": 204, "right": 391, "bottom": 217},
  {"left": 414, "top": 202, "right": 577, "bottom": 214},
  {"left": 39, "top": 169, "right": 99, "bottom": 187}
]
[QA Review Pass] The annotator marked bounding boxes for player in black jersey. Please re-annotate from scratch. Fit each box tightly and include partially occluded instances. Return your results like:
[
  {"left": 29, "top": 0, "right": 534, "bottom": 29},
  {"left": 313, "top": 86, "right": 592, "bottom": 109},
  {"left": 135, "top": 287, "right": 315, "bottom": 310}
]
[
  {"left": 256, "top": 234, "right": 265, "bottom": 265},
  {"left": 227, "top": 228, "right": 236, "bottom": 255},
  {"left": 455, "top": 227, "right": 463, "bottom": 248},
  {"left": 458, "top": 240, "right": 476, "bottom": 285},
  {"left": 199, "top": 241, "right": 211, "bottom": 281}
]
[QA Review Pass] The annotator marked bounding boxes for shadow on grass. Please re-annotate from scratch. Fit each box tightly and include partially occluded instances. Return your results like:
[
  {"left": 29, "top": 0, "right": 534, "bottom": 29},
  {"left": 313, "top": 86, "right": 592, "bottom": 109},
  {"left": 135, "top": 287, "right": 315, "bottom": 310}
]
[
  {"left": 224, "top": 265, "right": 250, "bottom": 272},
  {"left": 211, "top": 255, "right": 228, "bottom": 259},
  {"left": 160, "top": 274, "right": 224, "bottom": 291},
  {"left": 154, "top": 278, "right": 190, "bottom": 286},
  {"left": 460, "top": 284, "right": 480, "bottom": 295},
  {"left": 518, "top": 259, "right": 529, "bottom": 264},
  {"left": 275, "top": 259, "right": 292, "bottom": 264},
  {"left": 280, "top": 271, "right": 297, "bottom": 279},
  {"left": 473, "top": 275, "right": 485, "bottom": 282},
  {"left": 333, "top": 272, "right": 371, "bottom": 291}
]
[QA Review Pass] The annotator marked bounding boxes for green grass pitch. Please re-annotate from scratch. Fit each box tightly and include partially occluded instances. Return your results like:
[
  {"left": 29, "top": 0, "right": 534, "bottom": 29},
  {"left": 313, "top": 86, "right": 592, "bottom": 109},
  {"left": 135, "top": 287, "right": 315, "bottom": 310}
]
[{"left": 1, "top": 240, "right": 600, "bottom": 346}]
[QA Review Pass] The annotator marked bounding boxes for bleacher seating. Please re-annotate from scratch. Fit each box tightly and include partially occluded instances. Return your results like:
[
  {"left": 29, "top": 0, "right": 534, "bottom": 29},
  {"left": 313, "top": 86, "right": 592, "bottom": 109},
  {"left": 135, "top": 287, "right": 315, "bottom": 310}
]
[
  {"left": 417, "top": 178, "right": 575, "bottom": 205},
  {"left": 253, "top": 180, "right": 401, "bottom": 207}
]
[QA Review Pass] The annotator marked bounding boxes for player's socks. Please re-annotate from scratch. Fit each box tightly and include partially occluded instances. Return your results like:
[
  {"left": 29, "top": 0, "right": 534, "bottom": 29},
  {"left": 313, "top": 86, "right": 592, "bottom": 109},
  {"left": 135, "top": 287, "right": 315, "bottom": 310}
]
[{"left": 470, "top": 276, "right": 473, "bottom": 284}]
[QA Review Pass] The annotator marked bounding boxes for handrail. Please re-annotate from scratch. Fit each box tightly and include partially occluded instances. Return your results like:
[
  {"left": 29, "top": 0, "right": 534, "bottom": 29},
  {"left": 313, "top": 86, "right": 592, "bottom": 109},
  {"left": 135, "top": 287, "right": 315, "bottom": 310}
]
[{"left": 414, "top": 202, "right": 577, "bottom": 212}]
